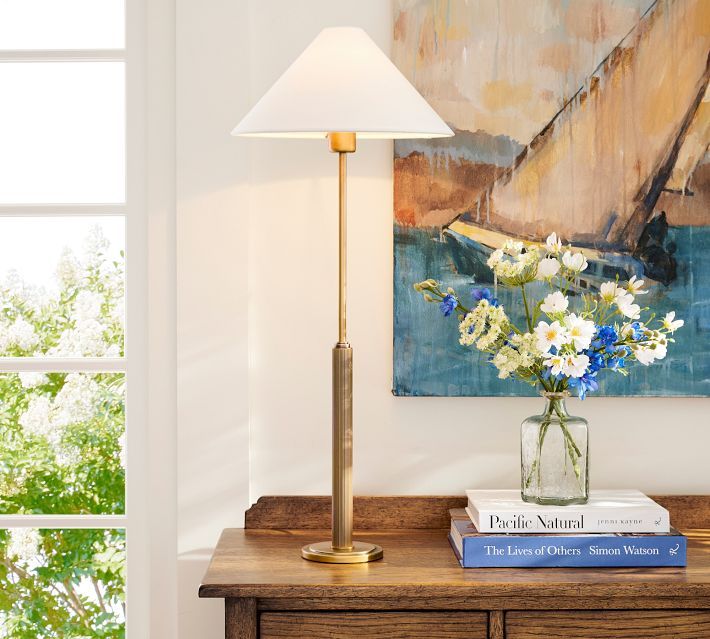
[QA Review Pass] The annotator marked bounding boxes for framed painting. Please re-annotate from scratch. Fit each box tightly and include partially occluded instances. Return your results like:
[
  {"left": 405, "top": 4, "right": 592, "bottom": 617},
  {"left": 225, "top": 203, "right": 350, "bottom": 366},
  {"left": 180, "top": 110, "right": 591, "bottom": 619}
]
[{"left": 392, "top": 0, "right": 710, "bottom": 397}]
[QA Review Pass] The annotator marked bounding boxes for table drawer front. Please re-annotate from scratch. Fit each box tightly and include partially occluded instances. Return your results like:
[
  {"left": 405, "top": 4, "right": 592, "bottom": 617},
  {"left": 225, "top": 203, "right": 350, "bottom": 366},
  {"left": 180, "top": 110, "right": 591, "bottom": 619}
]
[
  {"left": 260, "top": 611, "right": 487, "bottom": 638},
  {"left": 507, "top": 610, "right": 710, "bottom": 639}
]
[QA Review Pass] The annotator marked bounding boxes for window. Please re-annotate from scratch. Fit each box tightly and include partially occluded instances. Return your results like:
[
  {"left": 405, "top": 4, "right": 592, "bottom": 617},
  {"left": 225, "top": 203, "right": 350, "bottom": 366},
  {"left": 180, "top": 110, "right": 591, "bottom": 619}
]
[{"left": 0, "top": 2, "right": 144, "bottom": 636}]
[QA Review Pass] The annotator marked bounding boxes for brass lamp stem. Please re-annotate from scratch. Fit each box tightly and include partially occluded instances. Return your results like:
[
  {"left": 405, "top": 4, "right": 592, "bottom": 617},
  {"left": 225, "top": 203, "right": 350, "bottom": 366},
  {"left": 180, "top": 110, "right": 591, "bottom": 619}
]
[
  {"left": 338, "top": 149, "right": 347, "bottom": 344},
  {"left": 301, "top": 132, "right": 383, "bottom": 564}
]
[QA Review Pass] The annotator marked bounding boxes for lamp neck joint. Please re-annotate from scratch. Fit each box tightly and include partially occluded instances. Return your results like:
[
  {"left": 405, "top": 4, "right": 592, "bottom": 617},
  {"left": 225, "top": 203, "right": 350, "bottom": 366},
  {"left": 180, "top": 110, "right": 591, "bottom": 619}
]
[{"left": 328, "top": 132, "right": 356, "bottom": 153}]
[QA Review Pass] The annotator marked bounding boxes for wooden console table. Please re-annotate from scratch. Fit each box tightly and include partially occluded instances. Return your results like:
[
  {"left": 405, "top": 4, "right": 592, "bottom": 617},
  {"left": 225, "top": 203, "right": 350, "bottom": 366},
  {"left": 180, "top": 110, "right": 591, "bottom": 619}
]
[{"left": 199, "top": 495, "right": 710, "bottom": 638}]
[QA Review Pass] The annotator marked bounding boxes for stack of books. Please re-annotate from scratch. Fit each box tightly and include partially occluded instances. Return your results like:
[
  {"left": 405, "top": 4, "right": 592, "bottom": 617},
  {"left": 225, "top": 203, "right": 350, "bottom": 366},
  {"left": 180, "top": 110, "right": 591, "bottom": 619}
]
[{"left": 449, "top": 489, "right": 687, "bottom": 568}]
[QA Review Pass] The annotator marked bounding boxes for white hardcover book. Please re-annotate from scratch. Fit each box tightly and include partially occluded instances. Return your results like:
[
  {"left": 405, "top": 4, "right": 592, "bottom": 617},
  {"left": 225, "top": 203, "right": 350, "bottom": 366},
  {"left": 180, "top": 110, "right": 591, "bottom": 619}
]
[{"left": 466, "top": 489, "right": 670, "bottom": 534}]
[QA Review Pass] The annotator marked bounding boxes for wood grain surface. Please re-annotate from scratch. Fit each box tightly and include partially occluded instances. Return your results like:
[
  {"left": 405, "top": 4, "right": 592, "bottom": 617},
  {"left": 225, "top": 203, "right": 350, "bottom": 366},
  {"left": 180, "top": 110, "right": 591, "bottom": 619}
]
[
  {"left": 199, "top": 527, "right": 710, "bottom": 603},
  {"left": 208, "top": 496, "right": 710, "bottom": 638},
  {"left": 225, "top": 598, "right": 256, "bottom": 639},
  {"left": 259, "top": 612, "right": 488, "bottom": 638},
  {"left": 244, "top": 495, "right": 710, "bottom": 530},
  {"left": 488, "top": 610, "right": 504, "bottom": 639},
  {"left": 506, "top": 610, "right": 710, "bottom": 638},
  {"left": 244, "top": 496, "right": 467, "bottom": 530}
]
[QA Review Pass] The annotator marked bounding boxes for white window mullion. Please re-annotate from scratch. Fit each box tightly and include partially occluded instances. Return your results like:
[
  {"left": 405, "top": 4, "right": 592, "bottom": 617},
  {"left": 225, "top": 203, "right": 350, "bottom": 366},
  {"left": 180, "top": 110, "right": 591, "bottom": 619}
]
[
  {"left": 0, "top": 204, "right": 126, "bottom": 216},
  {"left": 0, "top": 357, "right": 126, "bottom": 373},
  {"left": 0, "top": 515, "right": 127, "bottom": 528},
  {"left": 0, "top": 49, "right": 124, "bottom": 63}
]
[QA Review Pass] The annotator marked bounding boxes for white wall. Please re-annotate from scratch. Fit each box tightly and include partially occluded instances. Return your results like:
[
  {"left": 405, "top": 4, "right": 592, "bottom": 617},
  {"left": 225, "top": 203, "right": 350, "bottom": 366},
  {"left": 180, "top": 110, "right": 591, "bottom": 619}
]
[
  {"left": 176, "top": 0, "right": 251, "bottom": 637},
  {"left": 244, "top": 0, "right": 710, "bottom": 499},
  {"left": 177, "top": 0, "right": 710, "bottom": 635}
]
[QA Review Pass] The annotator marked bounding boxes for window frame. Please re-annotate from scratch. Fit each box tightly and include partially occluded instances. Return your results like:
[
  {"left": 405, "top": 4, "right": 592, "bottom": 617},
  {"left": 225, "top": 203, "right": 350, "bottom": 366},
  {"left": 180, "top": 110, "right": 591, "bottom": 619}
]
[{"left": 0, "top": 0, "right": 152, "bottom": 633}]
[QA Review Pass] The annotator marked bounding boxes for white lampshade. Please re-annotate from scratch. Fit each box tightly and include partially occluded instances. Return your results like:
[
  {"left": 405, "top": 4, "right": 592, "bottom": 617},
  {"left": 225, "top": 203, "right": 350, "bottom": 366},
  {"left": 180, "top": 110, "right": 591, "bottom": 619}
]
[{"left": 232, "top": 27, "right": 453, "bottom": 139}]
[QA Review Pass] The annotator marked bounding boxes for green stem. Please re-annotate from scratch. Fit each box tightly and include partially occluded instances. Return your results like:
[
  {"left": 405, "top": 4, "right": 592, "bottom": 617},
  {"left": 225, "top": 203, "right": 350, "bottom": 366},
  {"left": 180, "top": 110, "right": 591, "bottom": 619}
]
[
  {"left": 520, "top": 284, "right": 533, "bottom": 332},
  {"left": 554, "top": 409, "right": 584, "bottom": 490},
  {"left": 526, "top": 418, "right": 550, "bottom": 489},
  {"left": 552, "top": 403, "right": 582, "bottom": 458}
]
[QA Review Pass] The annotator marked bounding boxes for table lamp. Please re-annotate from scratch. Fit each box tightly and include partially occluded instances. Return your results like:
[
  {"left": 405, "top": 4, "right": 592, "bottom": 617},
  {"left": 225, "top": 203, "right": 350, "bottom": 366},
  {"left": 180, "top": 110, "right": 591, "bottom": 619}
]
[{"left": 232, "top": 27, "right": 452, "bottom": 563}]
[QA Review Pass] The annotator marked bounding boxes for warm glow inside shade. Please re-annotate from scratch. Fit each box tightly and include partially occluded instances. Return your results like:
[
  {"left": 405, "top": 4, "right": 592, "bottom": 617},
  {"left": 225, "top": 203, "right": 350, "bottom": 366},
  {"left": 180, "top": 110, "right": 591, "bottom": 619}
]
[{"left": 232, "top": 27, "right": 453, "bottom": 139}]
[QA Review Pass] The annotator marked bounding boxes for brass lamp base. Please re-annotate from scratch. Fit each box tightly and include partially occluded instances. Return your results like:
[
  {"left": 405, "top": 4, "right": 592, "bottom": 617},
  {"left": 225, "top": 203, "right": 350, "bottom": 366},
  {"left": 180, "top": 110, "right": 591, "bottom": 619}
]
[
  {"left": 300, "top": 133, "right": 384, "bottom": 566},
  {"left": 301, "top": 541, "right": 383, "bottom": 564}
]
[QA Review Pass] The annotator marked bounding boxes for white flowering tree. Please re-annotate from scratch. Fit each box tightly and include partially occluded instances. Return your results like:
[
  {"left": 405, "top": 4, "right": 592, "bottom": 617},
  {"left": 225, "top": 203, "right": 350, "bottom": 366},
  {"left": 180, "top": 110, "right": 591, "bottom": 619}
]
[{"left": 0, "top": 228, "right": 126, "bottom": 638}]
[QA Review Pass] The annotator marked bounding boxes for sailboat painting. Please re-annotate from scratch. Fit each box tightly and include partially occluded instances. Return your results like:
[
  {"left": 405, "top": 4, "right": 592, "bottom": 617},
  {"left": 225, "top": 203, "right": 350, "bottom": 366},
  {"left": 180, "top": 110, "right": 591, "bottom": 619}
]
[{"left": 393, "top": 0, "right": 710, "bottom": 396}]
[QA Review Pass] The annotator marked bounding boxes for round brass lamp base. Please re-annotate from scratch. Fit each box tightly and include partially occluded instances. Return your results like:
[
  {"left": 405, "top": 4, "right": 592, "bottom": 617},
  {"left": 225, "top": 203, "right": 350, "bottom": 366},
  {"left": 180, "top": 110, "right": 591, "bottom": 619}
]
[{"left": 301, "top": 541, "right": 383, "bottom": 564}]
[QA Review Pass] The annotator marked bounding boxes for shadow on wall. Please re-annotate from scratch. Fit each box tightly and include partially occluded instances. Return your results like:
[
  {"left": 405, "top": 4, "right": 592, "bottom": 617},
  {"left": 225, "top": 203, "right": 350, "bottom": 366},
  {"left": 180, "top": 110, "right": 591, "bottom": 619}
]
[{"left": 179, "top": 550, "right": 224, "bottom": 637}]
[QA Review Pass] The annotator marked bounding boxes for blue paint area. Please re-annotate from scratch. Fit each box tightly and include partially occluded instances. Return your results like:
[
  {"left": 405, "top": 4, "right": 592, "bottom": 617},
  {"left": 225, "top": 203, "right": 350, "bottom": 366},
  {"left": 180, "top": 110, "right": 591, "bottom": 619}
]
[{"left": 393, "top": 225, "right": 710, "bottom": 397}]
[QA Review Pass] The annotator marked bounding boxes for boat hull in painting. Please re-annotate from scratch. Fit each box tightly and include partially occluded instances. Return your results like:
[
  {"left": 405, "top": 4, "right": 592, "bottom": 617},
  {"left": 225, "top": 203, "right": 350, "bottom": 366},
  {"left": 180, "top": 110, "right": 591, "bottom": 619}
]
[{"left": 444, "top": 221, "right": 643, "bottom": 291}]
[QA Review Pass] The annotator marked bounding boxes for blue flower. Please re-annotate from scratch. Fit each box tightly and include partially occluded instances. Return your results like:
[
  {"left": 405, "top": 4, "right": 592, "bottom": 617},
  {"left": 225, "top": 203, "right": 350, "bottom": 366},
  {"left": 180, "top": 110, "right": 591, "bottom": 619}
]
[
  {"left": 608, "top": 346, "right": 629, "bottom": 370},
  {"left": 585, "top": 349, "right": 605, "bottom": 373},
  {"left": 568, "top": 372, "right": 599, "bottom": 399},
  {"left": 614, "top": 346, "right": 630, "bottom": 358},
  {"left": 472, "top": 287, "right": 499, "bottom": 307},
  {"left": 593, "top": 324, "right": 618, "bottom": 348},
  {"left": 439, "top": 294, "right": 458, "bottom": 317},
  {"left": 629, "top": 322, "right": 644, "bottom": 340}
]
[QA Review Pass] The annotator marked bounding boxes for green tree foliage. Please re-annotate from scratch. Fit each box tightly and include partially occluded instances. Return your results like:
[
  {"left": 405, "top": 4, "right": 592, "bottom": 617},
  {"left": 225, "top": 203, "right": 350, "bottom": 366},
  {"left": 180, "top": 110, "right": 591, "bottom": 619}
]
[{"left": 0, "top": 228, "right": 126, "bottom": 637}]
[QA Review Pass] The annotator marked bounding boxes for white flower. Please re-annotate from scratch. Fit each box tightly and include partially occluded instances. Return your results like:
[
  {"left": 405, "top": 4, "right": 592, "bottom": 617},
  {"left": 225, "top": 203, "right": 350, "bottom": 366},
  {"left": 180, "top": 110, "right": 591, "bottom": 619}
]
[
  {"left": 540, "top": 291, "right": 569, "bottom": 315},
  {"left": 543, "top": 352, "right": 566, "bottom": 376},
  {"left": 633, "top": 330, "right": 668, "bottom": 365},
  {"left": 508, "top": 332, "right": 541, "bottom": 369},
  {"left": 492, "top": 348, "right": 518, "bottom": 379},
  {"left": 599, "top": 281, "right": 623, "bottom": 304},
  {"left": 562, "top": 353, "right": 590, "bottom": 378},
  {"left": 565, "top": 313, "right": 596, "bottom": 352},
  {"left": 491, "top": 333, "right": 541, "bottom": 380},
  {"left": 459, "top": 300, "right": 509, "bottom": 350},
  {"left": 7, "top": 528, "right": 40, "bottom": 565},
  {"left": 105, "top": 344, "right": 121, "bottom": 357},
  {"left": 635, "top": 340, "right": 665, "bottom": 364},
  {"left": 459, "top": 304, "right": 488, "bottom": 346},
  {"left": 8, "top": 318, "right": 39, "bottom": 352},
  {"left": 502, "top": 239, "right": 524, "bottom": 256},
  {"left": 0, "top": 324, "right": 10, "bottom": 355},
  {"left": 49, "top": 319, "right": 109, "bottom": 357},
  {"left": 634, "top": 347, "right": 656, "bottom": 365},
  {"left": 662, "top": 311, "right": 684, "bottom": 332},
  {"left": 52, "top": 374, "right": 99, "bottom": 427},
  {"left": 487, "top": 249, "right": 504, "bottom": 268},
  {"left": 19, "top": 372, "right": 48, "bottom": 389},
  {"left": 56, "top": 247, "right": 81, "bottom": 288},
  {"left": 654, "top": 339, "right": 668, "bottom": 360},
  {"left": 562, "top": 250, "right": 588, "bottom": 272},
  {"left": 545, "top": 232, "right": 562, "bottom": 255},
  {"left": 72, "top": 290, "right": 104, "bottom": 322},
  {"left": 83, "top": 225, "right": 110, "bottom": 268},
  {"left": 19, "top": 395, "right": 54, "bottom": 443},
  {"left": 109, "top": 296, "right": 125, "bottom": 329},
  {"left": 616, "top": 293, "right": 641, "bottom": 319},
  {"left": 534, "top": 320, "right": 569, "bottom": 353},
  {"left": 536, "top": 257, "right": 560, "bottom": 279},
  {"left": 626, "top": 275, "right": 648, "bottom": 295},
  {"left": 488, "top": 249, "right": 539, "bottom": 286}
]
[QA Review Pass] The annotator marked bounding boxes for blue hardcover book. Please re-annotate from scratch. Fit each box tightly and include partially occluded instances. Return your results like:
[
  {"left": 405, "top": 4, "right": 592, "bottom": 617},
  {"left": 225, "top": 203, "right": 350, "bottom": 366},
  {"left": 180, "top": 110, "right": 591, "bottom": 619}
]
[{"left": 449, "top": 509, "right": 686, "bottom": 568}]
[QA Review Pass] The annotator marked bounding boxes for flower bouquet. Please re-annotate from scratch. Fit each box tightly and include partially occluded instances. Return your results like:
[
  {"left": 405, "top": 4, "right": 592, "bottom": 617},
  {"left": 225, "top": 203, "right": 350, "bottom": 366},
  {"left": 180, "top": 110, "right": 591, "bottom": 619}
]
[{"left": 414, "top": 233, "right": 683, "bottom": 504}]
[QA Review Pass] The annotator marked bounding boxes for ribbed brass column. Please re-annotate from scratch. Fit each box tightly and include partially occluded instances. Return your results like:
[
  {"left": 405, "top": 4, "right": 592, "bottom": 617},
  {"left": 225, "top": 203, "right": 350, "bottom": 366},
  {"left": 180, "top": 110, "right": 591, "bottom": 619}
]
[
  {"left": 331, "top": 343, "right": 353, "bottom": 551},
  {"left": 301, "top": 133, "right": 383, "bottom": 563}
]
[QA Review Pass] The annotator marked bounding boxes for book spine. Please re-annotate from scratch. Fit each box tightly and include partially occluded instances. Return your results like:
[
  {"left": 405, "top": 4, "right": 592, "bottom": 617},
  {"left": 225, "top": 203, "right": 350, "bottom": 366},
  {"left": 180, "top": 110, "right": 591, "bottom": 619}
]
[
  {"left": 458, "top": 533, "right": 686, "bottom": 568},
  {"left": 471, "top": 506, "right": 670, "bottom": 534}
]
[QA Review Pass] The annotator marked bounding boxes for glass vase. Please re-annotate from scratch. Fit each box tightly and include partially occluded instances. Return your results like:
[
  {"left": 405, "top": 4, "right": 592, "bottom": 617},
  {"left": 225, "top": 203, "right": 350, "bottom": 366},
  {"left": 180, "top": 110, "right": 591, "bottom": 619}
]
[{"left": 521, "top": 391, "right": 589, "bottom": 505}]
